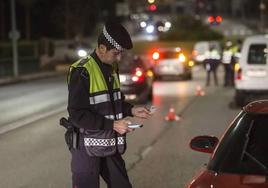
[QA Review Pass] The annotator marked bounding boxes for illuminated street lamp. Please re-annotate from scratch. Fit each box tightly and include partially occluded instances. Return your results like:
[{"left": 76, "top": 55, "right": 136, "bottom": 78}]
[
  {"left": 148, "top": 0, "right": 155, "bottom": 4},
  {"left": 10, "top": 0, "right": 19, "bottom": 77},
  {"left": 259, "top": 0, "right": 266, "bottom": 32}
]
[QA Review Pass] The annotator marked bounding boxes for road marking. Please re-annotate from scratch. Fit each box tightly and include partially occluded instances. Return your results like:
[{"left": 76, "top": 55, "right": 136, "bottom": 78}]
[
  {"left": 0, "top": 106, "right": 66, "bottom": 135},
  {"left": 141, "top": 146, "right": 153, "bottom": 159}
]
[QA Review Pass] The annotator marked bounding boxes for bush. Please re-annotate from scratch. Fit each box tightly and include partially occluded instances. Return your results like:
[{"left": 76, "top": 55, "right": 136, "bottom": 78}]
[{"left": 159, "top": 15, "right": 223, "bottom": 41}]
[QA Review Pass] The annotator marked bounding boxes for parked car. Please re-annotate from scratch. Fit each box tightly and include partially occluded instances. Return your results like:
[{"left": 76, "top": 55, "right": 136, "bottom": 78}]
[
  {"left": 191, "top": 41, "right": 222, "bottom": 64},
  {"left": 64, "top": 42, "right": 93, "bottom": 63},
  {"left": 151, "top": 47, "right": 193, "bottom": 80},
  {"left": 234, "top": 35, "right": 268, "bottom": 106},
  {"left": 119, "top": 53, "right": 154, "bottom": 103},
  {"left": 187, "top": 100, "right": 268, "bottom": 188}
]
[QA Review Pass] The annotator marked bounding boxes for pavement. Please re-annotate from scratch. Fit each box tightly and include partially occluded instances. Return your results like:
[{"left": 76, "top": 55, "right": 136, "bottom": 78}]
[{"left": 0, "top": 71, "right": 66, "bottom": 86}]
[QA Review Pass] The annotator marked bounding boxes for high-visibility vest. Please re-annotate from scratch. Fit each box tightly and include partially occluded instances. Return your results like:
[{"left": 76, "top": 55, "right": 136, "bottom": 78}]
[
  {"left": 222, "top": 49, "right": 233, "bottom": 64},
  {"left": 204, "top": 49, "right": 221, "bottom": 60},
  {"left": 231, "top": 45, "right": 241, "bottom": 59},
  {"left": 67, "top": 56, "right": 126, "bottom": 155}
]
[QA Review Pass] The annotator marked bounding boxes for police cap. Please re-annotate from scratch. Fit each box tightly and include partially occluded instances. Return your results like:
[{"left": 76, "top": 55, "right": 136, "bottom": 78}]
[{"left": 103, "top": 21, "right": 133, "bottom": 51}]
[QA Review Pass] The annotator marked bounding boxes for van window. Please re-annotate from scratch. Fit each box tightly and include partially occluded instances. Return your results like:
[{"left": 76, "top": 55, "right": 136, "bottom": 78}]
[{"left": 247, "top": 44, "right": 267, "bottom": 65}]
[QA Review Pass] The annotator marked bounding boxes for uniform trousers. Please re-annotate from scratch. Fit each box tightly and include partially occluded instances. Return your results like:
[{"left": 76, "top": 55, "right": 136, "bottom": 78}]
[{"left": 71, "top": 148, "right": 132, "bottom": 188}]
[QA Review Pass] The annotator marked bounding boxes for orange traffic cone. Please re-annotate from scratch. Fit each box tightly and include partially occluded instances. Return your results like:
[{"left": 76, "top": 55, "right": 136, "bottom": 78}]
[
  {"left": 165, "top": 107, "right": 181, "bottom": 121},
  {"left": 195, "top": 85, "right": 205, "bottom": 96}
]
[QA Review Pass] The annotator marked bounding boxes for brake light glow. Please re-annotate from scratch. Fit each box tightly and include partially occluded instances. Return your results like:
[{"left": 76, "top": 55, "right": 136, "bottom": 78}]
[
  {"left": 132, "top": 68, "right": 145, "bottom": 83},
  {"left": 208, "top": 16, "right": 214, "bottom": 23},
  {"left": 216, "top": 16, "right": 222, "bottom": 23},
  {"left": 135, "top": 69, "right": 143, "bottom": 77},
  {"left": 152, "top": 52, "right": 160, "bottom": 60},
  {"left": 236, "top": 68, "right": 242, "bottom": 80},
  {"left": 192, "top": 50, "right": 198, "bottom": 57}
]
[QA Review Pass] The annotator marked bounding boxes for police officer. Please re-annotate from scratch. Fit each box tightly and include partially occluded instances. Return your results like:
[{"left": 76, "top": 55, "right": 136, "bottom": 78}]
[
  {"left": 230, "top": 39, "right": 242, "bottom": 86},
  {"left": 67, "top": 21, "right": 151, "bottom": 188},
  {"left": 203, "top": 44, "right": 221, "bottom": 86},
  {"left": 222, "top": 41, "right": 233, "bottom": 86}
]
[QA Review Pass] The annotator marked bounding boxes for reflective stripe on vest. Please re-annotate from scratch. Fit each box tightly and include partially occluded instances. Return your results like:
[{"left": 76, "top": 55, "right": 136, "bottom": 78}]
[
  {"left": 89, "top": 91, "right": 121, "bottom": 105},
  {"left": 104, "top": 113, "right": 123, "bottom": 120}
]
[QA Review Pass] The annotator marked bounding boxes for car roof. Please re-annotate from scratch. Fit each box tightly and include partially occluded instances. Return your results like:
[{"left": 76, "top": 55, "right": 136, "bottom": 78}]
[
  {"left": 243, "top": 100, "right": 268, "bottom": 114},
  {"left": 244, "top": 35, "right": 268, "bottom": 43},
  {"left": 156, "top": 47, "right": 182, "bottom": 52}
]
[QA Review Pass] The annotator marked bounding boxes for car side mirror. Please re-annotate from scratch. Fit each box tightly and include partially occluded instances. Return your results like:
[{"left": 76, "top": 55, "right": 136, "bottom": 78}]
[{"left": 190, "top": 136, "right": 219, "bottom": 154}]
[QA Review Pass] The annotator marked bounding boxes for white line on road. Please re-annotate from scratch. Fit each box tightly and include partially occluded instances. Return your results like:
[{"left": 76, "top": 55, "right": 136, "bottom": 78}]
[
  {"left": 0, "top": 106, "right": 66, "bottom": 135},
  {"left": 141, "top": 146, "right": 153, "bottom": 159}
]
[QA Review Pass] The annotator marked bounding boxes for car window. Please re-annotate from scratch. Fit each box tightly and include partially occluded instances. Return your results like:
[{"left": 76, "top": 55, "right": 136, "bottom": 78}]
[
  {"left": 208, "top": 113, "right": 268, "bottom": 176},
  {"left": 247, "top": 44, "right": 267, "bottom": 65},
  {"left": 239, "top": 115, "right": 268, "bottom": 175},
  {"left": 161, "top": 51, "right": 179, "bottom": 59},
  {"left": 194, "top": 43, "right": 208, "bottom": 54}
]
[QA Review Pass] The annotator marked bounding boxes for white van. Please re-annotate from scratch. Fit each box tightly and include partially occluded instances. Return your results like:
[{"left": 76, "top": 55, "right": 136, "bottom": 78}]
[
  {"left": 191, "top": 41, "right": 222, "bottom": 64},
  {"left": 234, "top": 35, "right": 268, "bottom": 106}
]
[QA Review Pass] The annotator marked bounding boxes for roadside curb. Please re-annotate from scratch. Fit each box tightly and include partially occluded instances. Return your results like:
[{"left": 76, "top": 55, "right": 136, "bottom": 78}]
[{"left": 0, "top": 71, "right": 66, "bottom": 86}]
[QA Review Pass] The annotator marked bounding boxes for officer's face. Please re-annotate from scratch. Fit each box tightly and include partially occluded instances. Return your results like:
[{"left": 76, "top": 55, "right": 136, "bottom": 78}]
[{"left": 104, "top": 48, "right": 123, "bottom": 64}]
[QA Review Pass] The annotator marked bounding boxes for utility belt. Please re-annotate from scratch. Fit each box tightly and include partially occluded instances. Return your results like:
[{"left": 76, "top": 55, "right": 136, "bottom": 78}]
[{"left": 59, "top": 117, "right": 126, "bottom": 157}]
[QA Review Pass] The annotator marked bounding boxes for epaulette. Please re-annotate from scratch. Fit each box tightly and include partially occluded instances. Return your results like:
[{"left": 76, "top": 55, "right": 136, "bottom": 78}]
[{"left": 77, "top": 57, "right": 89, "bottom": 67}]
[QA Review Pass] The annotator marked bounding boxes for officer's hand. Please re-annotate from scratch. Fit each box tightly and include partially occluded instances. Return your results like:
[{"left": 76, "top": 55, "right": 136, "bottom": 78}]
[
  {"left": 131, "top": 107, "right": 151, "bottom": 119},
  {"left": 113, "top": 119, "right": 134, "bottom": 135}
]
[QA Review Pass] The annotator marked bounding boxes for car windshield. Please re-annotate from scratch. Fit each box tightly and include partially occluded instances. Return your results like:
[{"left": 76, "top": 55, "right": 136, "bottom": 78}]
[
  {"left": 247, "top": 44, "right": 267, "bottom": 65},
  {"left": 208, "top": 112, "right": 268, "bottom": 176},
  {"left": 161, "top": 51, "right": 179, "bottom": 59}
]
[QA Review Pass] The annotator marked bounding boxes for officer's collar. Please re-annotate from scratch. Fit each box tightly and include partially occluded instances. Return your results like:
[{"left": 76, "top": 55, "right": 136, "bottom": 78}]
[{"left": 91, "top": 50, "right": 113, "bottom": 70}]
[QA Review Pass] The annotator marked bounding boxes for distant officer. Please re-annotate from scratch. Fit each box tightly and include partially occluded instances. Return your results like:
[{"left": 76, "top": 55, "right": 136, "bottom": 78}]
[
  {"left": 222, "top": 41, "right": 233, "bottom": 86},
  {"left": 230, "top": 39, "right": 243, "bottom": 85},
  {"left": 66, "top": 21, "right": 152, "bottom": 188},
  {"left": 203, "top": 44, "right": 221, "bottom": 86}
]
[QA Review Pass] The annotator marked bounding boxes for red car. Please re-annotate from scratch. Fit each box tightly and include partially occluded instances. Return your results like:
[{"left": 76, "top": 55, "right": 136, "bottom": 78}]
[{"left": 188, "top": 100, "right": 268, "bottom": 188}]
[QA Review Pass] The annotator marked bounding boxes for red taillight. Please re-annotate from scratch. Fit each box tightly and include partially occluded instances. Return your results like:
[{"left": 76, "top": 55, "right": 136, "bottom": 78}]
[
  {"left": 192, "top": 50, "right": 198, "bottom": 57},
  {"left": 208, "top": 16, "right": 214, "bottom": 23},
  {"left": 132, "top": 68, "right": 145, "bottom": 83},
  {"left": 236, "top": 68, "right": 242, "bottom": 80},
  {"left": 216, "top": 16, "right": 222, "bottom": 23},
  {"left": 152, "top": 52, "right": 160, "bottom": 60}
]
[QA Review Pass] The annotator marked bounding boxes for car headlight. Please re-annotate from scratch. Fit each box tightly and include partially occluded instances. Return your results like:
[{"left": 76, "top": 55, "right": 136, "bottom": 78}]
[
  {"left": 78, "top": 49, "right": 87, "bottom": 57},
  {"left": 146, "top": 25, "right": 155, "bottom": 34},
  {"left": 178, "top": 53, "right": 186, "bottom": 62}
]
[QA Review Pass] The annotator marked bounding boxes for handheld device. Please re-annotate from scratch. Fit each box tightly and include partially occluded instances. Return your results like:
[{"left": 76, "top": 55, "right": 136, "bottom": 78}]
[
  {"left": 149, "top": 105, "right": 157, "bottom": 114},
  {"left": 127, "top": 124, "right": 143, "bottom": 129}
]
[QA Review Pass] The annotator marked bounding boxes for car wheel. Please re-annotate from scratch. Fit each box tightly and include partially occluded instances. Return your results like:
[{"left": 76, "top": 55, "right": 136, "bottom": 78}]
[{"left": 183, "top": 72, "right": 192, "bottom": 80}]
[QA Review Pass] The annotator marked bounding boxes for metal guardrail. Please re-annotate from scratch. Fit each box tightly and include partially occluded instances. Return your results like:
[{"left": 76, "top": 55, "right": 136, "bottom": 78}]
[{"left": 0, "top": 57, "right": 40, "bottom": 77}]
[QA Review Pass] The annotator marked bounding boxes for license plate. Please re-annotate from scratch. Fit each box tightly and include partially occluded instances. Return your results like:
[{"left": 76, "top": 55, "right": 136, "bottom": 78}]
[
  {"left": 246, "top": 70, "right": 267, "bottom": 77},
  {"left": 119, "top": 75, "right": 127, "bottom": 83}
]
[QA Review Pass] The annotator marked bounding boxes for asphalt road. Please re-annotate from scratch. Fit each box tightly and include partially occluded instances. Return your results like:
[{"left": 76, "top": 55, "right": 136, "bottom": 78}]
[{"left": 0, "top": 66, "right": 241, "bottom": 188}]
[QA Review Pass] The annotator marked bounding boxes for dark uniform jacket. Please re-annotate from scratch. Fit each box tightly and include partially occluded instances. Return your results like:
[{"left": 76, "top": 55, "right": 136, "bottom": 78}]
[{"left": 67, "top": 51, "right": 133, "bottom": 131}]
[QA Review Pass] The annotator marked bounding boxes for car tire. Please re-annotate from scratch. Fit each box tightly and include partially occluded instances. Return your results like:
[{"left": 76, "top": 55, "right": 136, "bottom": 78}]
[
  {"left": 185, "top": 73, "right": 192, "bottom": 80},
  {"left": 235, "top": 90, "right": 246, "bottom": 107}
]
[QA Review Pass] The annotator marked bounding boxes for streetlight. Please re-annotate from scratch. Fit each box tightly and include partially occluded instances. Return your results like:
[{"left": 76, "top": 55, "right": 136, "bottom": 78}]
[
  {"left": 10, "top": 0, "right": 19, "bottom": 77},
  {"left": 259, "top": 0, "right": 266, "bottom": 33},
  {"left": 148, "top": 0, "right": 155, "bottom": 4}
]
